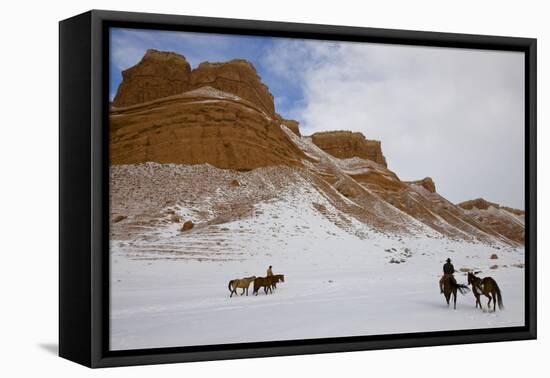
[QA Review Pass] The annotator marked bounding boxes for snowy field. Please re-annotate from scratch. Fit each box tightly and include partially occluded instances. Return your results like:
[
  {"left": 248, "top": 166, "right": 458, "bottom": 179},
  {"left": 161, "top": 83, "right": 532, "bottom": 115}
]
[{"left": 110, "top": 193, "right": 525, "bottom": 351}]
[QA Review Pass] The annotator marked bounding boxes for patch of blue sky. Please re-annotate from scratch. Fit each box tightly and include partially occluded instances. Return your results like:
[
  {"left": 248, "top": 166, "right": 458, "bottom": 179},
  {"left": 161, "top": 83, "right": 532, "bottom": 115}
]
[{"left": 109, "top": 27, "right": 306, "bottom": 117}]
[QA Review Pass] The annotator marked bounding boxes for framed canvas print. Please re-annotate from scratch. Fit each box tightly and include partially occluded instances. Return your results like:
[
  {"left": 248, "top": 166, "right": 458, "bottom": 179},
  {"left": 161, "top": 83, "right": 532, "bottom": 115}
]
[{"left": 59, "top": 10, "right": 537, "bottom": 368}]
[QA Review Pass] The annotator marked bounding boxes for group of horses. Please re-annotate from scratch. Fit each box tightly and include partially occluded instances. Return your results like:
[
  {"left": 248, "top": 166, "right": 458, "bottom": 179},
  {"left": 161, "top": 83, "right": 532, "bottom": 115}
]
[
  {"left": 442, "top": 271, "right": 504, "bottom": 312},
  {"left": 228, "top": 271, "right": 502, "bottom": 313},
  {"left": 228, "top": 274, "right": 285, "bottom": 297}
]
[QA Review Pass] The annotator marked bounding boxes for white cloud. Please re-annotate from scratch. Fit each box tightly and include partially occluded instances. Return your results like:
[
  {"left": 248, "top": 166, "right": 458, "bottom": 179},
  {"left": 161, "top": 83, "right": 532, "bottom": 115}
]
[{"left": 267, "top": 40, "right": 525, "bottom": 208}]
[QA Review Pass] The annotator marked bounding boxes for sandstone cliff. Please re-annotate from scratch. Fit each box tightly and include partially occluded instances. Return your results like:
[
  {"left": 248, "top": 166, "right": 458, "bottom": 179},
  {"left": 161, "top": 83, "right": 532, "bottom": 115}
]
[
  {"left": 310, "top": 131, "right": 387, "bottom": 167},
  {"left": 276, "top": 115, "right": 301, "bottom": 136},
  {"left": 110, "top": 86, "right": 305, "bottom": 170},
  {"left": 112, "top": 49, "right": 192, "bottom": 108},
  {"left": 190, "top": 60, "right": 274, "bottom": 115},
  {"left": 112, "top": 50, "right": 275, "bottom": 116}
]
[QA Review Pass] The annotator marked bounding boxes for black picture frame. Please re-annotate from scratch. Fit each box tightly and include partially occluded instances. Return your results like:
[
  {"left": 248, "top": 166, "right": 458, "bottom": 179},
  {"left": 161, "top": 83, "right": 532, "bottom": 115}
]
[{"left": 59, "top": 9, "right": 537, "bottom": 368}]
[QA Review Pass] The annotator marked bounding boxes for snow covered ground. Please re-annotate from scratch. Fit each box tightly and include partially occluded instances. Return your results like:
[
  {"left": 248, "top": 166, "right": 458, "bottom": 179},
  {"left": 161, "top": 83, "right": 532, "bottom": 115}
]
[{"left": 110, "top": 187, "right": 525, "bottom": 351}]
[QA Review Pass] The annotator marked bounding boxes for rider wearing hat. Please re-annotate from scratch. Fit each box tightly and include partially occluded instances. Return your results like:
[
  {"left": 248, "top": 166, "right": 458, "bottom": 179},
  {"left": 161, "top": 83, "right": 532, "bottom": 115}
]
[{"left": 440, "top": 258, "right": 457, "bottom": 293}]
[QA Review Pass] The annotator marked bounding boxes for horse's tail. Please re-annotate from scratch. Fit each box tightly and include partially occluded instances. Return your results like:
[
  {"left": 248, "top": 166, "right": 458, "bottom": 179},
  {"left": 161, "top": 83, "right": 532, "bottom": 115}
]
[
  {"left": 455, "top": 283, "right": 470, "bottom": 295},
  {"left": 494, "top": 282, "right": 504, "bottom": 309},
  {"left": 228, "top": 280, "right": 234, "bottom": 292}
]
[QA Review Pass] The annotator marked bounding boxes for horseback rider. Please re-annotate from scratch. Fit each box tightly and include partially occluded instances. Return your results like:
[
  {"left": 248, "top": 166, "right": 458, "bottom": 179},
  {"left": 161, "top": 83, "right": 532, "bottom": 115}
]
[
  {"left": 267, "top": 265, "right": 273, "bottom": 277},
  {"left": 440, "top": 258, "right": 457, "bottom": 293}
]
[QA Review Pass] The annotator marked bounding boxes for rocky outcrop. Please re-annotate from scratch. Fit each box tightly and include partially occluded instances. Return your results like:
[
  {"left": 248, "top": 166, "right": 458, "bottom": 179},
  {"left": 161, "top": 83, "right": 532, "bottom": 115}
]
[
  {"left": 190, "top": 60, "right": 275, "bottom": 115},
  {"left": 113, "top": 50, "right": 275, "bottom": 116},
  {"left": 181, "top": 220, "right": 194, "bottom": 231},
  {"left": 458, "top": 198, "right": 525, "bottom": 217},
  {"left": 112, "top": 49, "right": 192, "bottom": 108},
  {"left": 407, "top": 177, "right": 436, "bottom": 193},
  {"left": 311, "top": 131, "right": 387, "bottom": 167},
  {"left": 458, "top": 198, "right": 525, "bottom": 244},
  {"left": 458, "top": 198, "right": 500, "bottom": 211},
  {"left": 276, "top": 115, "right": 301, "bottom": 136},
  {"left": 110, "top": 86, "right": 306, "bottom": 171}
]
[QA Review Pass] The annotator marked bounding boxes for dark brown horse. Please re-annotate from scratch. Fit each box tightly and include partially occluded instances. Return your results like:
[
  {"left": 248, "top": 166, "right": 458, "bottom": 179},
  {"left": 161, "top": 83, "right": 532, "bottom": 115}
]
[
  {"left": 467, "top": 272, "right": 503, "bottom": 311},
  {"left": 441, "top": 275, "right": 470, "bottom": 309},
  {"left": 253, "top": 276, "right": 273, "bottom": 295},
  {"left": 271, "top": 274, "right": 285, "bottom": 290}
]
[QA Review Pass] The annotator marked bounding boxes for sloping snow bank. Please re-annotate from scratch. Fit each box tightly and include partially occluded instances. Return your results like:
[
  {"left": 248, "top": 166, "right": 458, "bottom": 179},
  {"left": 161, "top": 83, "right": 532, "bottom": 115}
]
[{"left": 110, "top": 189, "right": 525, "bottom": 350}]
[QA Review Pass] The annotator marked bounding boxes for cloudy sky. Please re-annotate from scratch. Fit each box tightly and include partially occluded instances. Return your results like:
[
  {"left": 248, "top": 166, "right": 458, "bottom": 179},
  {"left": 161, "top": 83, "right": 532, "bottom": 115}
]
[{"left": 110, "top": 28, "right": 525, "bottom": 209}]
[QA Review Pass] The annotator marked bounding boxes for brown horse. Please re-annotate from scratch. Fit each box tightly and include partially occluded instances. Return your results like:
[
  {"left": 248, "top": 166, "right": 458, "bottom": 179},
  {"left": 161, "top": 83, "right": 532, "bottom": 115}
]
[
  {"left": 271, "top": 274, "right": 285, "bottom": 290},
  {"left": 228, "top": 276, "right": 256, "bottom": 298},
  {"left": 467, "top": 272, "right": 503, "bottom": 311},
  {"left": 253, "top": 276, "right": 274, "bottom": 295},
  {"left": 441, "top": 275, "right": 470, "bottom": 309}
]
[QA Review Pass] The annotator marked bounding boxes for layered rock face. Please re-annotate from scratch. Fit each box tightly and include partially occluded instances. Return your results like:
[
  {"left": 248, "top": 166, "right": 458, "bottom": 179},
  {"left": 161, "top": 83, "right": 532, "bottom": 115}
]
[
  {"left": 311, "top": 131, "right": 387, "bottom": 167},
  {"left": 190, "top": 60, "right": 275, "bottom": 116},
  {"left": 112, "top": 49, "right": 192, "bottom": 108},
  {"left": 110, "top": 87, "right": 305, "bottom": 170},
  {"left": 406, "top": 177, "right": 436, "bottom": 193},
  {"left": 338, "top": 157, "right": 508, "bottom": 243},
  {"left": 113, "top": 50, "right": 275, "bottom": 116},
  {"left": 458, "top": 198, "right": 500, "bottom": 211},
  {"left": 458, "top": 198, "right": 525, "bottom": 244},
  {"left": 277, "top": 116, "right": 301, "bottom": 136}
]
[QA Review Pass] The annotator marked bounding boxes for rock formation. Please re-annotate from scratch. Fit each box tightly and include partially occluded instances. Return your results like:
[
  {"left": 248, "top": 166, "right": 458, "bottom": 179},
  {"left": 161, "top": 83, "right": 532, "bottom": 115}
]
[
  {"left": 190, "top": 60, "right": 275, "bottom": 115},
  {"left": 458, "top": 198, "right": 525, "bottom": 244},
  {"left": 458, "top": 198, "right": 500, "bottom": 211},
  {"left": 110, "top": 86, "right": 306, "bottom": 170},
  {"left": 276, "top": 115, "right": 301, "bottom": 136},
  {"left": 112, "top": 49, "right": 192, "bottom": 108},
  {"left": 181, "top": 220, "right": 194, "bottom": 231},
  {"left": 310, "top": 131, "right": 387, "bottom": 167},
  {"left": 112, "top": 50, "right": 275, "bottom": 116},
  {"left": 406, "top": 177, "right": 436, "bottom": 193}
]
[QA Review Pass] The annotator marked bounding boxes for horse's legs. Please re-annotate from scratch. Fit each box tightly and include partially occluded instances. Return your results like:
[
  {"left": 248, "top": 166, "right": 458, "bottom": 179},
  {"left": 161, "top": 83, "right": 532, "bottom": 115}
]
[
  {"left": 240, "top": 288, "right": 245, "bottom": 296},
  {"left": 454, "top": 290, "right": 457, "bottom": 310},
  {"left": 230, "top": 287, "right": 235, "bottom": 298},
  {"left": 477, "top": 295, "right": 483, "bottom": 310},
  {"left": 492, "top": 291, "right": 497, "bottom": 312},
  {"left": 245, "top": 287, "right": 248, "bottom": 296},
  {"left": 486, "top": 294, "right": 492, "bottom": 311}
]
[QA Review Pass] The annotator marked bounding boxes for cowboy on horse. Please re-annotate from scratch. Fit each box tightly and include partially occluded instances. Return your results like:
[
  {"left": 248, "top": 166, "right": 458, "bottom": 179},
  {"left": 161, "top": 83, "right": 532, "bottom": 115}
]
[
  {"left": 439, "top": 258, "right": 457, "bottom": 294},
  {"left": 439, "top": 257, "right": 469, "bottom": 309}
]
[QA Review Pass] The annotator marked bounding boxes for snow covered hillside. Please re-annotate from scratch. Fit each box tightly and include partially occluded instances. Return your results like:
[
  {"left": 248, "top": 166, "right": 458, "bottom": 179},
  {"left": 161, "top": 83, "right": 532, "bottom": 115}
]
[{"left": 110, "top": 160, "right": 525, "bottom": 350}]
